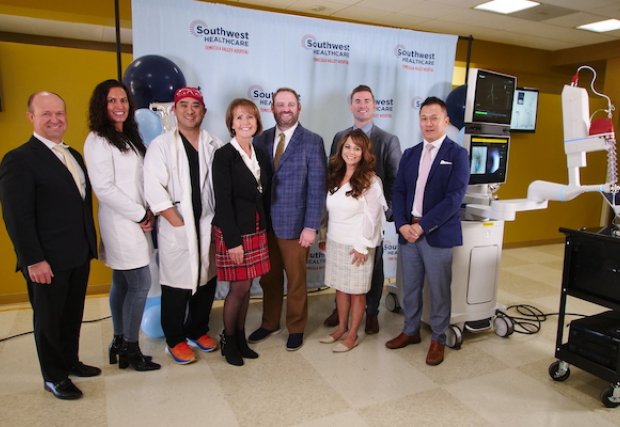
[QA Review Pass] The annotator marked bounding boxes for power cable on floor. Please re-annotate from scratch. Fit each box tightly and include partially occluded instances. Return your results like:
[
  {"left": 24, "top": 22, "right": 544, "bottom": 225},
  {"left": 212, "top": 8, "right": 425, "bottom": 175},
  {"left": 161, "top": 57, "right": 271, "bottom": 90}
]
[
  {"left": 0, "top": 315, "right": 111, "bottom": 343},
  {"left": 500, "top": 304, "right": 586, "bottom": 334}
]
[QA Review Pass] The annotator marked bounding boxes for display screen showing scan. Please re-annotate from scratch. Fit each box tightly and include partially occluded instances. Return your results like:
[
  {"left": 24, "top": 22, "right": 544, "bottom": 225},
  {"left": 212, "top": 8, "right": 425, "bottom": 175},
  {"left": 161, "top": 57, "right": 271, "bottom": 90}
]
[
  {"left": 469, "top": 136, "right": 509, "bottom": 185},
  {"left": 472, "top": 70, "right": 516, "bottom": 126},
  {"left": 510, "top": 88, "right": 539, "bottom": 132}
]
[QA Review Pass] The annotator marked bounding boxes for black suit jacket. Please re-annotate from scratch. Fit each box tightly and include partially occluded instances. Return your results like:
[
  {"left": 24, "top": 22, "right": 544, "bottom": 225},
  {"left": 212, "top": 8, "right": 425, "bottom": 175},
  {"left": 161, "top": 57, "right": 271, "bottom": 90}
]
[
  {"left": 0, "top": 136, "right": 97, "bottom": 271},
  {"left": 212, "top": 142, "right": 271, "bottom": 249}
]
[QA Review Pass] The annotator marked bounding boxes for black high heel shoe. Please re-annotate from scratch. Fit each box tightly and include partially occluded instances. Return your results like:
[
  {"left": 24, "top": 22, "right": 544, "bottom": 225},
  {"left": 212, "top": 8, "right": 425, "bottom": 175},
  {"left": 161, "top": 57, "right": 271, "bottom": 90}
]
[
  {"left": 110, "top": 335, "right": 153, "bottom": 364},
  {"left": 109, "top": 335, "right": 124, "bottom": 364},
  {"left": 118, "top": 342, "right": 161, "bottom": 371},
  {"left": 237, "top": 330, "right": 258, "bottom": 359},
  {"left": 220, "top": 332, "right": 243, "bottom": 366}
]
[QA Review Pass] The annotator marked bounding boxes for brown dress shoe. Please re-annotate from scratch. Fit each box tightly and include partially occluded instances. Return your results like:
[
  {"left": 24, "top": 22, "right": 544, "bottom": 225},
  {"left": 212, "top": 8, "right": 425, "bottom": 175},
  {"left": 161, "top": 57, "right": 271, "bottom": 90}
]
[
  {"left": 365, "top": 314, "right": 380, "bottom": 335},
  {"left": 426, "top": 340, "right": 445, "bottom": 365},
  {"left": 324, "top": 308, "right": 339, "bottom": 327},
  {"left": 385, "top": 332, "right": 421, "bottom": 349}
]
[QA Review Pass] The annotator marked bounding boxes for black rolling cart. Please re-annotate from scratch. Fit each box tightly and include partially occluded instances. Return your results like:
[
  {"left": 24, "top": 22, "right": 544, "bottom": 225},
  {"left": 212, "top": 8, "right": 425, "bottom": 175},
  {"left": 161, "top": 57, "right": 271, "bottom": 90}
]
[{"left": 548, "top": 226, "right": 620, "bottom": 408}]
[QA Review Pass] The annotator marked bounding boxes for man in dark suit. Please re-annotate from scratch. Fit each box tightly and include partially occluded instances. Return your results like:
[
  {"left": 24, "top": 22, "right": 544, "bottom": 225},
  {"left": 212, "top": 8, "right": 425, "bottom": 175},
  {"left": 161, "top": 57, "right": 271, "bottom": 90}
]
[
  {"left": 0, "top": 91, "right": 99, "bottom": 399},
  {"left": 324, "top": 84, "right": 402, "bottom": 334},
  {"left": 385, "top": 96, "right": 469, "bottom": 366},
  {"left": 249, "top": 87, "right": 327, "bottom": 351}
]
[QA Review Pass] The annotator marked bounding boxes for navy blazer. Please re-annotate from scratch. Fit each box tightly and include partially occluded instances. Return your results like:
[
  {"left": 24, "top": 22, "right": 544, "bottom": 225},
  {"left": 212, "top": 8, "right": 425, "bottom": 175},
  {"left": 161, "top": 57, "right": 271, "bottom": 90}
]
[
  {"left": 392, "top": 136, "right": 469, "bottom": 248},
  {"left": 212, "top": 142, "right": 271, "bottom": 249},
  {"left": 253, "top": 124, "right": 327, "bottom": 239},
  {"left": 0, "top": 136, "right": 97, "bottom": 270},
  {"left": 331, "top": 124, "right": 402, "bottom": 220}
]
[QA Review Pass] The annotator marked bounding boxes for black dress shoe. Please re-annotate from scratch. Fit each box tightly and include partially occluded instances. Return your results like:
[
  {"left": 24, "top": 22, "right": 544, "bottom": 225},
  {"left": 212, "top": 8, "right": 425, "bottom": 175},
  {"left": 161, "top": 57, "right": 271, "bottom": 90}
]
[
  {"left": 365, "top": 314, "right": 380, "bottom": 335},
  {"left": 44, "top": 378, "right": 83, "bottom": 400},
  {"left": 248, "top": 327, "right": 280, "bottom": 343},
  {"left": 69, "top": 362, "right": 102, "bottom": 377},
  {"left": 286, "top": 333, "right": 304, "bottom": 351}
]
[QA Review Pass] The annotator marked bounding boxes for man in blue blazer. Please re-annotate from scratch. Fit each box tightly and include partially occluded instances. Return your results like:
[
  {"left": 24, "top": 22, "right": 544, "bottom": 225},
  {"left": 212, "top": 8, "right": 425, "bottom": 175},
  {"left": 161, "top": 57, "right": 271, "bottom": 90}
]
[
  {"left": 0, "top": 92, "right": 99, "bottom": 399},
  {"left": 324, "top": 85, "right": 402, "bottom": 334},
  {"left": 386, "top": 96, "right": 469, "bottom": 366},
  {"left": 250, "top": 87, "right": 327, "bottom": 350}
]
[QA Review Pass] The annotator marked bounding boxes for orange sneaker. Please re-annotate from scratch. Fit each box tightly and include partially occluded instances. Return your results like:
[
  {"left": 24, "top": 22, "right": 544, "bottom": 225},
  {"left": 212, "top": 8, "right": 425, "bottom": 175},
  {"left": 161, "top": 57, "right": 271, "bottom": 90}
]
[
  {"left": 187, "top": 334, "right": 218, "bottom": 352},
  {"left": 165, "top": 342, "right": 196, "bottom": 364}
]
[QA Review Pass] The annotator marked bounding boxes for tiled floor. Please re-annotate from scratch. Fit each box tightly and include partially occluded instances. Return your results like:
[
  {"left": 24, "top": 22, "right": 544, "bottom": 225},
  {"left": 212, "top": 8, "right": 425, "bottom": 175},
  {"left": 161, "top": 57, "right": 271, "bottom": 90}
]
[{"left": 1, "top": 244, "right": 620, "bottom": 426}]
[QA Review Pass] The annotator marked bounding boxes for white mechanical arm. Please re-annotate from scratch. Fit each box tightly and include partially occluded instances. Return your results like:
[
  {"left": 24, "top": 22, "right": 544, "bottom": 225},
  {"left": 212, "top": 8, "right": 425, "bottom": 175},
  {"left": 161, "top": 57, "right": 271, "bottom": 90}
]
[{"left": 466, "top": 66, "right": 619, "bottom": 221}]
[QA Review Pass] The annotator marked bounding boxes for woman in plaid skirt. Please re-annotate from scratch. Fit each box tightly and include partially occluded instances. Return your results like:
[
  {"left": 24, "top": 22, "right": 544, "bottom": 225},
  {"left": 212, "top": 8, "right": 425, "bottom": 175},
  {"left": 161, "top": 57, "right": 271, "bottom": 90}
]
[
  {"left": 212, "top": 99, "right": 271, "bottom": 366},
  {"left": 319, "top": 129, "right": 386, "bottom": 352}
]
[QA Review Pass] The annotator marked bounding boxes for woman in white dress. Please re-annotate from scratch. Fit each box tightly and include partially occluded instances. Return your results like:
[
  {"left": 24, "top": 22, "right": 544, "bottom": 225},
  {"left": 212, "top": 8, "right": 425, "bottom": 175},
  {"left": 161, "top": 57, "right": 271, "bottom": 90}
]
[{"left": 320, "top": 128, "right": 386, "bottom": 352}]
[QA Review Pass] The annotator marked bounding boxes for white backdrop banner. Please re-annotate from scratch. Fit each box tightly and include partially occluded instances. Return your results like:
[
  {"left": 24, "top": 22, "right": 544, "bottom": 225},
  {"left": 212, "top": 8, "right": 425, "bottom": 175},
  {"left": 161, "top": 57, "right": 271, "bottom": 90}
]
[{"left": 132, "top": 0, "right": 457, "bottom": 290}]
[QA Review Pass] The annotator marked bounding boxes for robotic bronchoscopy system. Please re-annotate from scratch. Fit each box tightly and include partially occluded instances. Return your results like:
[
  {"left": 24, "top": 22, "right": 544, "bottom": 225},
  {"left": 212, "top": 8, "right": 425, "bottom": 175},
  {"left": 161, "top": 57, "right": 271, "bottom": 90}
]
[{"left": 386, "top": 66, "right": 619, "bottom": 349}]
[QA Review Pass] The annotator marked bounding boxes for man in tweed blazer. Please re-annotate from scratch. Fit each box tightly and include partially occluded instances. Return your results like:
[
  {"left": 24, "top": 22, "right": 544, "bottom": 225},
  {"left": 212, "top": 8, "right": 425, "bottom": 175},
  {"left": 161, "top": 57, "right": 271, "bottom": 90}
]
[{"left": 250, "top": 87, "right": 327, "bottom": 351}]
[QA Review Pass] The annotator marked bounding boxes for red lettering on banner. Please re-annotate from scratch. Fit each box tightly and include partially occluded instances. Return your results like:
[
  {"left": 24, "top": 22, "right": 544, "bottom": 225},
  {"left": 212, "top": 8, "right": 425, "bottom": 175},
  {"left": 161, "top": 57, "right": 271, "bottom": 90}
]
[
  {"left": 205, "top": 45, "right": 248, "bottom": 55},
  {"left": 313, "top": 57, "right": 349, "bottom": 65}
]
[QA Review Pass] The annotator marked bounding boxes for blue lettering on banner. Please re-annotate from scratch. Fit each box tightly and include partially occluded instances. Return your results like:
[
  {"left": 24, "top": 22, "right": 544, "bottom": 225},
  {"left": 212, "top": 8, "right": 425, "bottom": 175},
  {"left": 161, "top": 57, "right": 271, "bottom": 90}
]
[
  {"left": 394, "top": 44, "right": 436, "bottom": 69},
  {"left": 302, "top": 33, "right": 350, "bottom": 65},
  {"left": 190, "top": 19, "right": 251, "bottom": 53}
]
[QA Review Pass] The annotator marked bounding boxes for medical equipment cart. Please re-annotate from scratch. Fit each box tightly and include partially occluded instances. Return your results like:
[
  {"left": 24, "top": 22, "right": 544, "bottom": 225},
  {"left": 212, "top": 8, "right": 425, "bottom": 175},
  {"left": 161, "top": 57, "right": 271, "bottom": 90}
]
[{"left": 548, "top": 226, "right": 620, "bottom": 408}]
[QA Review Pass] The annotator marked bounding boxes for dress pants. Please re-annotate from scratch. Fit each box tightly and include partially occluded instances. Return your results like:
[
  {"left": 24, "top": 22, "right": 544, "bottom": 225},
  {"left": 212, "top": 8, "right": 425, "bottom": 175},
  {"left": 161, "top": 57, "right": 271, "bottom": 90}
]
[
  {"left": 160, "top": 278, "right": 216, "bottom": 348},
  {"left": 259, "top": 231, "right": 309, "bottom": 333},
  {"left": 24, "top": 262, "right": 90, "bottom": 383},
  {"left": 399, "top": 237, "right": 453, "bottom": 343},
  {"left": 365, "top": 242, "right": 384, "bottom": 316}
]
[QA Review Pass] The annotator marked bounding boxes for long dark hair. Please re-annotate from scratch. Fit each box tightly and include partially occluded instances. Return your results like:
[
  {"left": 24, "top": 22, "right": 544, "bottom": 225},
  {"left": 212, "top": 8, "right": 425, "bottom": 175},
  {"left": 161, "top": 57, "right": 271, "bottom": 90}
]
[
  {"left": 327, "top": 128, "right": 376, "bottom": 198},
  {"left": 88, "top": 79, "right": 146, "bottom": 156}
]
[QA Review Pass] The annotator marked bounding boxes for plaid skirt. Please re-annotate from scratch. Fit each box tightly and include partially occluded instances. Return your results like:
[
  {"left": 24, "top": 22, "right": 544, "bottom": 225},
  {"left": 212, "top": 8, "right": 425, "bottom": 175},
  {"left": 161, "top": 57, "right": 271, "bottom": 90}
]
[
  {"left": 324, "top": 238, "right": 375, "bottom": 294},
  {"left": 213, "top": 218, "right": 270, "bottom": 282}
]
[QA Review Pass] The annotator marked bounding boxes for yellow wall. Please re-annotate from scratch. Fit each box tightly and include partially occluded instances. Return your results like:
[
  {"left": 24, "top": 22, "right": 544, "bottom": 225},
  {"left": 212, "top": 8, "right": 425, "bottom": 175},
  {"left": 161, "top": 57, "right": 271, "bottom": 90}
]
[{"left": 0, "top": 41, "right": 133, "bottom": 303}]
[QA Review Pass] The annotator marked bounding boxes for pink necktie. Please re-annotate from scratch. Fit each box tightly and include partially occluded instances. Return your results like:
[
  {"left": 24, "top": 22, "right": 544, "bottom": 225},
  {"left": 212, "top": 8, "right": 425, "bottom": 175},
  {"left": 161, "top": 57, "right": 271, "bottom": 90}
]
[{"left": 413, "top": 143, "right": 434, "bottom": 215}]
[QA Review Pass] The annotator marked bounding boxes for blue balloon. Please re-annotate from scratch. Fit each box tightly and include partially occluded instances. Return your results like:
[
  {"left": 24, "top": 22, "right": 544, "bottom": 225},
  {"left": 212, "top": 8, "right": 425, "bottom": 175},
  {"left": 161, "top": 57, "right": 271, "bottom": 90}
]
[
  {"left": 141, "top": 304, "right": 164, "bottom": 339},
  {"left": 144, "top": 295, "right": 161, "bottom": 311},
  {"left": 123, "top": 55, "right": 186, "bottom": 109},
  {"left": 446, "top": 85, "right": 467, "bottom": 129},
  {"left": 135, "top": 108, "right": 163, "bottom": 145}
]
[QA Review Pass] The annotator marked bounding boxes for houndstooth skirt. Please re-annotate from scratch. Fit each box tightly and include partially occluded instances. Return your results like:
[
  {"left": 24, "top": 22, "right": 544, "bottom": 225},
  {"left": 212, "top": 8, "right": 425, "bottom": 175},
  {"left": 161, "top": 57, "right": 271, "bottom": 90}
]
[{"left": 324, "top": 238, "right": 375, "bottom": 295}]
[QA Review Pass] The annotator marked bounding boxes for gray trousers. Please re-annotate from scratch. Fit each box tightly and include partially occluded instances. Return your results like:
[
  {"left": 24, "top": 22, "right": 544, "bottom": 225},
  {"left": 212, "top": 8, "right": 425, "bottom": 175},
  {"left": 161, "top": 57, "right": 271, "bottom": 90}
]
[{"left": 400, "top": 238, "right": 453, "bottom": 343}]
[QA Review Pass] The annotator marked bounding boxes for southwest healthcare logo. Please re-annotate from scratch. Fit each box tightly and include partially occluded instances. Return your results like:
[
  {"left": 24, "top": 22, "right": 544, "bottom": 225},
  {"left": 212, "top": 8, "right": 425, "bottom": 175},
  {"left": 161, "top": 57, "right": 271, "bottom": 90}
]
[
  {"left": 394, "top": 44, "right": 436, "bottom": 72},
  {"left": 189, "top": 19, "right": 250, "bottom": 55},
  {"left": 411, "top": 96, "right": 424, "bottom": 110},
  {"left": 301, "top": 34, "right": 350, "bottom": 65},
  {"left": 248, "top": 85, "right": 274, "bottom": 112},
  {"left": 374, "top": 97, "right": 394, "bottom": 119}
]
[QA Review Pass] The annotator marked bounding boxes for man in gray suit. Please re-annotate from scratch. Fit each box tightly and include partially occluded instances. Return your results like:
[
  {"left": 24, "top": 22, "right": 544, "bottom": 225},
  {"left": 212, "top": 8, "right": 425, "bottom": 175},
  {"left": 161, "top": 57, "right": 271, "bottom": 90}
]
[{"left": 324, "top": 85, "right": 402, "bottom": 334}]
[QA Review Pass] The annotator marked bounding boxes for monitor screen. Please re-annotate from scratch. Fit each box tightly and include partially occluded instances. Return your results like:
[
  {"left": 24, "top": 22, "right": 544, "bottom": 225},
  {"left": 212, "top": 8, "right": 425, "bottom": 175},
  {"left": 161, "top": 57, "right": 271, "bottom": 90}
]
[
  {"left": 465, "top": 69, "right": 516, "bottom": 126},
  {"left": 510, "top": 87, "right": 539, "bottom": 132},
  {"left": 469, "top": 135, "right": 509, "bottom": 185}
]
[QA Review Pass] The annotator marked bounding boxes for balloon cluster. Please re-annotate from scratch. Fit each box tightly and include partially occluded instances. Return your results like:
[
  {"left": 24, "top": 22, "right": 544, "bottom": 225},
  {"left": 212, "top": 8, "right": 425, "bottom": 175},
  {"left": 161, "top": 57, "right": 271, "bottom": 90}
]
[
  {"left": 140, "top": 250, "right": 164, "bottom": 338},
  {"left": 123, "top": 55, "right": 187, "bottom": 145},
  {"left": 445, "top": 85, "right": 467, "bottom": 146}
]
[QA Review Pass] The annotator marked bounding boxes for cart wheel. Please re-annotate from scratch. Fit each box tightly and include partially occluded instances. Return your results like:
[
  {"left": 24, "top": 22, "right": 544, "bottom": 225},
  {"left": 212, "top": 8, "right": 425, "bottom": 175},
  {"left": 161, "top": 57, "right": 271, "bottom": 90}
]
[
  {"left": 548, "top": 360, "right": 570, "bottom": 382},
  {"left": 385, "top": 292, "right": 400, "bottom": 313},
  {"left": 445, "top": 325, "right": 463, "bottom": 349},
  {"left": 600, "top": 386, "right": 620, "bottom": 408},
  {"left": 493, "top": 315, "right": 514, "bottom": 337}
]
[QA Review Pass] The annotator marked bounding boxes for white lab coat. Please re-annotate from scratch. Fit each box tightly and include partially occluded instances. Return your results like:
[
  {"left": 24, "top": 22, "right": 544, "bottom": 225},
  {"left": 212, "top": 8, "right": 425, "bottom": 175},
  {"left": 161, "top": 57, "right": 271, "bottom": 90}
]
[
  {"left": 143, "top": 128, "right": 223, "bottom": 291},
  {"left": 84, "top": 132, "right": 151, "bottom": 270}
]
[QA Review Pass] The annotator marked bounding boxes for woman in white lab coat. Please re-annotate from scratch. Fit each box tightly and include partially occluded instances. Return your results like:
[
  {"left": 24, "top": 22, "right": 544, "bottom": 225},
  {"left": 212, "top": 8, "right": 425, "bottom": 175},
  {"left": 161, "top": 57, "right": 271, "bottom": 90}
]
[
  {"left": 143, "top": 87, "right": 224, "bottom": 364},
  {"left": 84, "top": 79, "right": 160, "bottom": 371}
]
